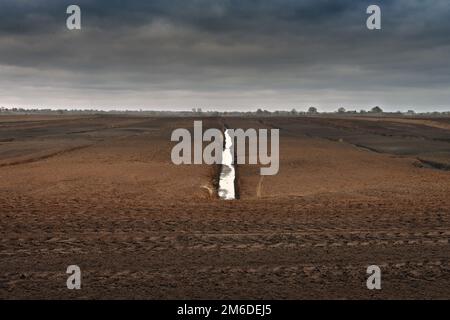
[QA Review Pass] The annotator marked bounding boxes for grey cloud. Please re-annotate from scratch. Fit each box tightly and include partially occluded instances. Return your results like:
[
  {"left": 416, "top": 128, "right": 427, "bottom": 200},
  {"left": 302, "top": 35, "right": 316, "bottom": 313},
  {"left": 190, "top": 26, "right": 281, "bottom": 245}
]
[{"left": 0, "top": 0, "right": 449, "bottom": 111}]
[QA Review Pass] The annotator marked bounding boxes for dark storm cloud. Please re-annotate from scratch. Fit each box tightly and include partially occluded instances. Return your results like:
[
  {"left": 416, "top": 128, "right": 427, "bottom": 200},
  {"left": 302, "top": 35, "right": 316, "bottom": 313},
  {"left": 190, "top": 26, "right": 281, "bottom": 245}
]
[{"left": 0, "top": 0, "right": 449, "bottom": 110}]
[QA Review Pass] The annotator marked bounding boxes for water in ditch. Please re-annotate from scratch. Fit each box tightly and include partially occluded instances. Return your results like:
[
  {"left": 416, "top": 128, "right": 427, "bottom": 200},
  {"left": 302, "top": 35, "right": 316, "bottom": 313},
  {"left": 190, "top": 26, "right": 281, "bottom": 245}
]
[{"left": 218, "top": 129, "right": 236, "bottom": 200}]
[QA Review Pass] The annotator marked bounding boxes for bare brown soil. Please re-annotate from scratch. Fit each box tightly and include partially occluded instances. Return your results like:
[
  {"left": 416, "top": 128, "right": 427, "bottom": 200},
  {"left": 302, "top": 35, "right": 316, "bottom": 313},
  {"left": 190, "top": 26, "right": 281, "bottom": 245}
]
[{"left": 0, "top": 115, "right": 449, "bottom": 299}]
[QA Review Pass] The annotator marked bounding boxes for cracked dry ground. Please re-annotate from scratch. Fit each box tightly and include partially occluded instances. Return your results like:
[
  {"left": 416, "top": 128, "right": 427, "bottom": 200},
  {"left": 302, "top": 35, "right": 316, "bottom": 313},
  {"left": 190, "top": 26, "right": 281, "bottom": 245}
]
[{"left": 0, "top": 115, "right": 449, "bottom": 299}]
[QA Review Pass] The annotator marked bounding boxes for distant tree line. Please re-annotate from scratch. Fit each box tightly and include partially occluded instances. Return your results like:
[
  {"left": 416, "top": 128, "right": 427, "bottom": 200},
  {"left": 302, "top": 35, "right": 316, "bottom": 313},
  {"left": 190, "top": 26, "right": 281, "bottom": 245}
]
[{"left": 0, "top": 106, "right": 449, "bottom": 117}]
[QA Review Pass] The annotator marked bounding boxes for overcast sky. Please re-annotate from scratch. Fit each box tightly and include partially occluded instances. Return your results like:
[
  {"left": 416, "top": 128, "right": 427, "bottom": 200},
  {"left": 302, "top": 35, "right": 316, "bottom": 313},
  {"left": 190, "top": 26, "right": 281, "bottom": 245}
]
[{"left": 0, "top": 0, "right": 449, "bottom": 111}]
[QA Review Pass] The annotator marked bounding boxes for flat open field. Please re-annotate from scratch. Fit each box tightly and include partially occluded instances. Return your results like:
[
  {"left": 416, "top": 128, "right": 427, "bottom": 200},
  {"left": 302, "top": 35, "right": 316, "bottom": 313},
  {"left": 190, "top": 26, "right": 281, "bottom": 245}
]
[{"left": 1, "top": 114, "right": 449, "bottom": 299}]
